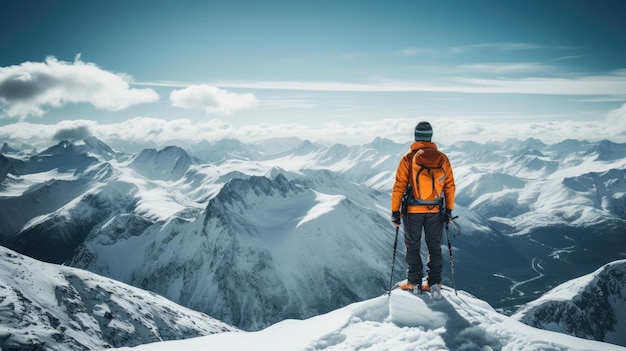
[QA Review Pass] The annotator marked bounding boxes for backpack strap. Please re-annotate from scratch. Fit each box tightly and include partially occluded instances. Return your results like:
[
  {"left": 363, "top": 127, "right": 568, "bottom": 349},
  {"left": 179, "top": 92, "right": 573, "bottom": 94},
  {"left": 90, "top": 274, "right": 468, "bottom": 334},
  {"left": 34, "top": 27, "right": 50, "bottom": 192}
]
[
  {"left": 407, "top": 150, "right": 416, "bottom": 186},
  {"left": 400, "top": 150, "right": 417, "bottom": 215}
]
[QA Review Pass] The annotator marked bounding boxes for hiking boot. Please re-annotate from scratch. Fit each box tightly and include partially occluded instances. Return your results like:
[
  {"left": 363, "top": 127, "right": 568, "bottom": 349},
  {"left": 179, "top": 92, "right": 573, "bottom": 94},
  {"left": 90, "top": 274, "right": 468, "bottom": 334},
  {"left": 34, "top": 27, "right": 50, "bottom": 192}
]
[
  {"left": 429, "top": 283, "right": 443, "bottom": 299},
  {"left": 399, "top": 280, "right": 417, "bottom": 291},
  {"left": 429, "top": 283, "right": 442, "bottom": 291},
  {"left": 420, "top": 283, "right": 442, "bottom": 292}
]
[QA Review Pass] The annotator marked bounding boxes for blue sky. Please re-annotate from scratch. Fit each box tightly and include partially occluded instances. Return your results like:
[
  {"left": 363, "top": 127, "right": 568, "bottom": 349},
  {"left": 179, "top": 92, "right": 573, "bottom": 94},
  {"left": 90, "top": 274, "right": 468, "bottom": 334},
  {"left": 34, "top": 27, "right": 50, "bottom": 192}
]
[{"left": 1, "top": 0, "right": 626, "bottom": 147}]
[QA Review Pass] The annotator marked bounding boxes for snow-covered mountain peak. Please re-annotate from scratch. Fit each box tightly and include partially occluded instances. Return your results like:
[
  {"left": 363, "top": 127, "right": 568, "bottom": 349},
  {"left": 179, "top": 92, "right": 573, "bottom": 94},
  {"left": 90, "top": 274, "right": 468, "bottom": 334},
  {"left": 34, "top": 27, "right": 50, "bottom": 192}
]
[
  {"left": 513, "top": 259, "right": 626, "bottom": 347},
  {"left": 0, "top": 153, "right": 23, "bottom": 183},
  {"left": 18, "top": 141, "right": 100, "bottom": 175},
  {"left": 190, "top": 138, "right": 261, "bottom": 163},
  {"left": 561, "top": 167, "right": 626, "bottom": 219},
  {"left": 265, "top": 166, "right": 288, "bottom": 180},
  {"left": 227, "top": 172, "right": 298, "bottom": 197},
  {"left": 1, "top": 142, "right": 19, "bottom": 154},
  {"left": 502, "top": 137, "right": 547, "bottom": 152},
  {"left": 251, "top": 136, "right": 304, "bottom": 154},
  {"left": 546, "top": 138, "right": 593, "bottom": 154},
  {"left": 129, "top": 145, "right": 193, "bottom": 181},
  {"left": 365, "top": 136, "right": 404, "bottom": 153},
  {"left": 203, "top": 173, "right": 304, "bottom": 221},
  {"left": 79, "top": 136, "right": 123, "bottom": 160},
  {"left": 592, "top": 140, "right": 626, "bottom": 161},
  {"left": 35, "top": 137, "right": 120, "bottom": 161},
  {"left": 512, "top": 146, "right": 545, "bottom": 158},
  {"left": 292, "top": 139, "right": 320, "bottom": 155},
  {"left": 82, "top": 169, "right": 391, "bottom": 331},
  {"left": 0, "top": 246, "right": 237, "bottom": 351},
  {"left": 38, "top": 140, "right": 73, "bottom": 156}
]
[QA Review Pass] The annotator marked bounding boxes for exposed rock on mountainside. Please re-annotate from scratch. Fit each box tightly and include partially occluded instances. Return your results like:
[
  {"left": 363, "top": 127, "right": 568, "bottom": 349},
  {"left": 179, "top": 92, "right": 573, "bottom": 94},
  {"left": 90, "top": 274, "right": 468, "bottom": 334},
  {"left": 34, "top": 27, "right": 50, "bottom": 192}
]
[
  {"left": 0, "top": 246, "right": 237, "bottom": 351},
  {"left": 513, "top": 259, "right": 626, "bottom": 347}
]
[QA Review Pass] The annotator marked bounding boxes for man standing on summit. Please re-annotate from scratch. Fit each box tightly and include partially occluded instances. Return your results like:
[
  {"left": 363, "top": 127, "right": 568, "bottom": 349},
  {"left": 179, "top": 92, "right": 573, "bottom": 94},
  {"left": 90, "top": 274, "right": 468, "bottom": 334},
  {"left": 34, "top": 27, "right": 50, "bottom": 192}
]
[{"left": 391, "top": 121, "right": 456, "bottom": 295}]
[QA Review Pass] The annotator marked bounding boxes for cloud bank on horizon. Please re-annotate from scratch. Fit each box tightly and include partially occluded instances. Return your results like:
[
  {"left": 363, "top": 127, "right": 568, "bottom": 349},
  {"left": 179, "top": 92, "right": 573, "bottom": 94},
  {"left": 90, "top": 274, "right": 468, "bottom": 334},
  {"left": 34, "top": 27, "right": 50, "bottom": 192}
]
[
  {"left": 1, "top": 1, "right": 625, "bottom": 147},
  {"left": 1, "top": 112, "right": 625, "bottom": 150}
]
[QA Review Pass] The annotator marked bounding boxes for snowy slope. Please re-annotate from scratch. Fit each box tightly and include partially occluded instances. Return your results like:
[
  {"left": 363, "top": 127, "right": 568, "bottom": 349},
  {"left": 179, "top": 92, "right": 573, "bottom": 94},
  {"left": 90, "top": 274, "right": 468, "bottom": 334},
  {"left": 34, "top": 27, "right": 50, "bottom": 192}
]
[
  {"left": 110, "top": 287, "right": 625, "bottom": 351},
  {"left": 512, "top": 259, "right": 626, "bottom": 347},
  {"left": 129, "top": 146, "right": 195, "bottom": 181},
  {"left": 0, "top": 246, "right": 236, "bottom": 351},
  {"left": 70, "top": 172, "right": 394, "bottom": 330}
]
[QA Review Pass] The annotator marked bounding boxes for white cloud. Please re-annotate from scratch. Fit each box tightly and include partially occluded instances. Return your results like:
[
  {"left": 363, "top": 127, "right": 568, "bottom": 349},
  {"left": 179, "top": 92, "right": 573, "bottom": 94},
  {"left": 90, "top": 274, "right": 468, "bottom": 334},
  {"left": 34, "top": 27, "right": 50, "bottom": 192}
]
[
  {"left": 434, "top": 116, "right": 626, "bottom": 145},
  {"left": 607, "top": 102, "right": 626, "bottom": 125},
  {"left": 0, "top": 55, "right": 159, "bottom": 119},
  {"left": 52, "top": 125, "right": 93, "bottom": 141},
  {"left": 169, "top": 84, "right": 257, "bottom": 115},
  {"left": 2, "top": 113, "right": 625, "bottom": 152}
]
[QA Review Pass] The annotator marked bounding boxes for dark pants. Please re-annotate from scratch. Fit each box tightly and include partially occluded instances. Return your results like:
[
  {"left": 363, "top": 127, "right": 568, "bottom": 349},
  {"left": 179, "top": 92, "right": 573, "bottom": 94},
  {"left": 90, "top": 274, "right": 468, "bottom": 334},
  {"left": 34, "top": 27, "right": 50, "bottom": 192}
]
[{"left": 403, "top": 212, "right": 443, "bottom": 285}]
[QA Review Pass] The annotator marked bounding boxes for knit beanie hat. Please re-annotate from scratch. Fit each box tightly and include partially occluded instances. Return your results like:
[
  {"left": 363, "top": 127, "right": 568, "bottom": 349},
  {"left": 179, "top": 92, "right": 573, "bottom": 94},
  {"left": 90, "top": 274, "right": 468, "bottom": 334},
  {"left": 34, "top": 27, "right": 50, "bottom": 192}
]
[{"left": 414, "top": 121, "right": 433, "bottom": 141}]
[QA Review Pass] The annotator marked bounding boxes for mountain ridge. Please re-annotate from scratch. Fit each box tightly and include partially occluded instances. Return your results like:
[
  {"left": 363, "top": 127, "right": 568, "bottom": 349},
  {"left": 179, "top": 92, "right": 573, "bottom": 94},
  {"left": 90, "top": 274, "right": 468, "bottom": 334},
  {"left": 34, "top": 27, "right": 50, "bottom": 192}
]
[
  {"left": 512, "top": 259, "right": 626, "bottom": 347},
  {"left": 0, "top": 245, "right": 237, "bottom": 351}
]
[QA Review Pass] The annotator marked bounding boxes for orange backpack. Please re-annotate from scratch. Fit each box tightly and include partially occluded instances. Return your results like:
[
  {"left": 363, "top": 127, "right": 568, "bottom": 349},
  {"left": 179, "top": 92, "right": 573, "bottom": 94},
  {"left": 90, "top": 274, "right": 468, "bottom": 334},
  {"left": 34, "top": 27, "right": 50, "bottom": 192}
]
[{"left": 406, "top": 148, "right": 446, "bottom": 209}]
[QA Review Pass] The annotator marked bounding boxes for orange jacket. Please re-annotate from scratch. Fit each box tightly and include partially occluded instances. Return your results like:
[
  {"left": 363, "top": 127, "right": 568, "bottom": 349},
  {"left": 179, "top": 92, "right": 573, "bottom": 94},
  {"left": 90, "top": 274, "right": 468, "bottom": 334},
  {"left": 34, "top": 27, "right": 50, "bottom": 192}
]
[{"left": 391, "top": 141, "right": 456, "bottom": 213}]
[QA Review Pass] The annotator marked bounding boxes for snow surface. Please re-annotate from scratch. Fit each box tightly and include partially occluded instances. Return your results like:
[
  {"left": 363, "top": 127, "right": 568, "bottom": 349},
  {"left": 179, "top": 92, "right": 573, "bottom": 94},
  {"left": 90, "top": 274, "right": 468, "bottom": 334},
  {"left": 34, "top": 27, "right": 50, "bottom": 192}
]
[
  {"left": 111, "top": 288, "right": 625, "bottom": 351},
  {"left": 297, "top": 191, "right": 345, "bottom": 227}
]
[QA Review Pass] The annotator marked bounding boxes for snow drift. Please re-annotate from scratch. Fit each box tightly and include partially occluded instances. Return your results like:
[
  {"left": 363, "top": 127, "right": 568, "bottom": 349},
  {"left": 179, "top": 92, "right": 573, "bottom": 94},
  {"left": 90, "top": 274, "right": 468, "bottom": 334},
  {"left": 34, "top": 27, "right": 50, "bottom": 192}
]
[{"left": 110, "top": 288, "right": 626, "bottom": 351}]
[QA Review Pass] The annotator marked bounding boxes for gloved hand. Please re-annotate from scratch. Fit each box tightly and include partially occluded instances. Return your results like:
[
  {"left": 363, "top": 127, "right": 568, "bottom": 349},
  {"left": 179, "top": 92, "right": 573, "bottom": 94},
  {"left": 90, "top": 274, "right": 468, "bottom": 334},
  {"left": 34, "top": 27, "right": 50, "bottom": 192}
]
[
  {"left": 443, "top": 208, "right": 453, "bottom": 223},
  {"left": 391, "top": 211, "right": 401, "bottom": 227}
]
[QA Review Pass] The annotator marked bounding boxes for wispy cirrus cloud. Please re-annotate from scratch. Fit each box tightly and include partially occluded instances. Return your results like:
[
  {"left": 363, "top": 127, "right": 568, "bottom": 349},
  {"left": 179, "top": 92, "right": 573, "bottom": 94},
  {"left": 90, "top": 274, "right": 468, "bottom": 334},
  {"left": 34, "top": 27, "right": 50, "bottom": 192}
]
[
  {"left": 169, "top": 84, "right": 257, "bottom": 115},
  {"left": 454, "top": 71, "right": 626, "bottom": 96},
  {"left": 209, "top": 70, "right": 626, "bottom": 97},
  {"left": 457, "top": 62, "right": 558, "bottom": 74},
  {"left": 0, "top": 55, "right": 159, "bottom": 119},
  {"left": 448, "top": 42, "right": 559, "bottom": 54},
  {"left": 137, "top": 68, "right": 626, "bottom": 98},
  {"left": 399, "top": 42, "right": 567, "bottom": 56}
]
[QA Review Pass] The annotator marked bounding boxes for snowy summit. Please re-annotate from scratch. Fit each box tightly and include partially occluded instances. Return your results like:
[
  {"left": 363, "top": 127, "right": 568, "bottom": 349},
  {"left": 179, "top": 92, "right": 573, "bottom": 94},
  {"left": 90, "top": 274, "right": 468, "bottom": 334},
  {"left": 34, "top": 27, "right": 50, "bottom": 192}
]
[{"left": 111, "top": 287, "right": 624, "bottom": 351}]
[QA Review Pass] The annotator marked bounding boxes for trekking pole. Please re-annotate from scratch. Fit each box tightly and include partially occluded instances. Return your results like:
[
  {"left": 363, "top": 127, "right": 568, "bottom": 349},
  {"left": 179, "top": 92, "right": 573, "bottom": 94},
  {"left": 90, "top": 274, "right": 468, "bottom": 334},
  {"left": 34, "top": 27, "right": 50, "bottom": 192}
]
[
  {"left": 445, "top": 216, "right": 459, "bottom": 296},
  {"left": 387, "top": 226, "right": 400, "bottom": 296}
]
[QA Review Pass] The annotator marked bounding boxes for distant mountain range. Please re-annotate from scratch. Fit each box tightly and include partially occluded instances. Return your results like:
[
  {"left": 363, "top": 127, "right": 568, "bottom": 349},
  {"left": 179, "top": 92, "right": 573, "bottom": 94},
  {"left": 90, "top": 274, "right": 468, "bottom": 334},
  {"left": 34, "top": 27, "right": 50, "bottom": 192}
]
[{"left": 1, "top": 136, "right": 625, "bottom": 338}]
